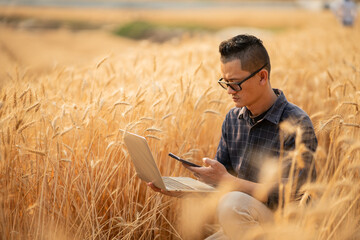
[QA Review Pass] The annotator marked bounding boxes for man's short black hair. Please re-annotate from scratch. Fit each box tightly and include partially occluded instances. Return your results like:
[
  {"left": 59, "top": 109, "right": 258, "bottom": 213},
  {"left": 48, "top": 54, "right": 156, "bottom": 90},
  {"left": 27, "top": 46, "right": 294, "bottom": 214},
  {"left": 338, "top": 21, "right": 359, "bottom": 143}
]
[{"left": 219, "top": 34, "right": 271, "bottom": 77}]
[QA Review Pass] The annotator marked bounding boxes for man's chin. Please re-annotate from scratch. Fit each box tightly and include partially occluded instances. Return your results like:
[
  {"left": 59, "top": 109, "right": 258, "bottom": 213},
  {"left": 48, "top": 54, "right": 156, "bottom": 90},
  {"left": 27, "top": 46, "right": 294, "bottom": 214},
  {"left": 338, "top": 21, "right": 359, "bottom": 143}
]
[{"left": 234, "top": 102, "right": 244, "bottom": 108}]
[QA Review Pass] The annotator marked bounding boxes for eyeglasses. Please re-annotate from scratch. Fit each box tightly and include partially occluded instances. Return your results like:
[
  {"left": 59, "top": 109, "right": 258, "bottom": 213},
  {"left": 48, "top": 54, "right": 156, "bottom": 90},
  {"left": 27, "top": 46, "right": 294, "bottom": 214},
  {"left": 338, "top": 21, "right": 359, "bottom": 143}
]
[{"left": 218, "top": 63, "right": 268, "bottom": 91}]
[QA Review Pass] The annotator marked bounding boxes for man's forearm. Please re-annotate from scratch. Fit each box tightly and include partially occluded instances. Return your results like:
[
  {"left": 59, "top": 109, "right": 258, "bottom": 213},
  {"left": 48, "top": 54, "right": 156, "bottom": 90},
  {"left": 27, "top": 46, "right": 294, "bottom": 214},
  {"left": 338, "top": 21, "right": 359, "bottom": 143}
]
[
  {"left": 221, "top": 174, "right": 272, "bottom": 203},
  {"left": 185, "top": 158, "right": 275, "bottom": 203}
]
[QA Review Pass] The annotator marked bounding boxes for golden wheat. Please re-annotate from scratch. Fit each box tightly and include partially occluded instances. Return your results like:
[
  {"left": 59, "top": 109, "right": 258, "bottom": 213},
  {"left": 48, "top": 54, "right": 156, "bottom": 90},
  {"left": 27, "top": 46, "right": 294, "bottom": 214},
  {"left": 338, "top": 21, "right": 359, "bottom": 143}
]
[{"left": 0, "top": 7, "right": 360, "bottom": 240}]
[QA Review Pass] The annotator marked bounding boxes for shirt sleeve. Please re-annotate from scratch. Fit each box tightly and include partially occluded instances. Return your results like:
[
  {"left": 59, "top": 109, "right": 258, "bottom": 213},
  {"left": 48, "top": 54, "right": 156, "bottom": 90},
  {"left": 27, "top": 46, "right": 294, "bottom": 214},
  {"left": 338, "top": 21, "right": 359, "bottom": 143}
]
[
  {"left": 295, "top": 115, "right": 318, "bottom": 186},
  {"left": 215, "top": 113, "right": 234, "bottom": 174},
  {"left": 267, "top": 114, "right": 317, "bottom": 209}
]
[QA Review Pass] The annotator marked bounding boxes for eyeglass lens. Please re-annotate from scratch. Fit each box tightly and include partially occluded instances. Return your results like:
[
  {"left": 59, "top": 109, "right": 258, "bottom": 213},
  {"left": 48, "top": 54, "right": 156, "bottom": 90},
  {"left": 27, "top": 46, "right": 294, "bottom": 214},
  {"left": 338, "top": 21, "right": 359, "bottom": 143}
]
[{"left": 219, "top": 82, "right": 241, "bottom": 91}]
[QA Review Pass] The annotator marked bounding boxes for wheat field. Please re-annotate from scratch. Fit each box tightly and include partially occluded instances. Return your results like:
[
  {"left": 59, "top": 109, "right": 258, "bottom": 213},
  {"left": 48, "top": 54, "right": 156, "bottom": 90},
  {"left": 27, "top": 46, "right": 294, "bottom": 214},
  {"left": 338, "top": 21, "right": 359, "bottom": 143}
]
[{"left": 0, "top": 6, "right": 360, "bottom": 240}]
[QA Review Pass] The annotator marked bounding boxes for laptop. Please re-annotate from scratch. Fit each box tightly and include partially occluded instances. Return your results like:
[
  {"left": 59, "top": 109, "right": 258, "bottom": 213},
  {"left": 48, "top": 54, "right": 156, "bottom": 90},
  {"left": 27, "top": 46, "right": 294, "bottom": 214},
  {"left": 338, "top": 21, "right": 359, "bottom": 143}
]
[{"left": 123, "top": 132, "right": 216, "bottom": 192}]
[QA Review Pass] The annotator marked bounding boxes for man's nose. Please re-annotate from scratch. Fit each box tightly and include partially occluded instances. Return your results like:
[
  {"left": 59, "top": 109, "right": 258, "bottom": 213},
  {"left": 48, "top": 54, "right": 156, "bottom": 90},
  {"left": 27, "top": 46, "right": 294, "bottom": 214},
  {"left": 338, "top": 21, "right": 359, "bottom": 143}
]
[{"left": 227, "top": 85, "right": 236, "bottom": 94}]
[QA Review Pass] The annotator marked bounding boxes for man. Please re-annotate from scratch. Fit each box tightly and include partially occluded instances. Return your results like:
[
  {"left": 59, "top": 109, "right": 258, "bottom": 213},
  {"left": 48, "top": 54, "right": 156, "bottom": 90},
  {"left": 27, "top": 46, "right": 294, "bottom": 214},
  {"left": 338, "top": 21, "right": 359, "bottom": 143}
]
[{"left": 148, "top": 34, "right": 317, "bottom": 239}]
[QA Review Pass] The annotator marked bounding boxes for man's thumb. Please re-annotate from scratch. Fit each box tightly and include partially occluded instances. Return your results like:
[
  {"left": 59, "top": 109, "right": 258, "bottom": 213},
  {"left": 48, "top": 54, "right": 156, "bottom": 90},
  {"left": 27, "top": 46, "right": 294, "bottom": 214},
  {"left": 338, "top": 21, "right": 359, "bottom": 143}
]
[{"left": 202, "top": 158, "right": 217, "bottom": 166}]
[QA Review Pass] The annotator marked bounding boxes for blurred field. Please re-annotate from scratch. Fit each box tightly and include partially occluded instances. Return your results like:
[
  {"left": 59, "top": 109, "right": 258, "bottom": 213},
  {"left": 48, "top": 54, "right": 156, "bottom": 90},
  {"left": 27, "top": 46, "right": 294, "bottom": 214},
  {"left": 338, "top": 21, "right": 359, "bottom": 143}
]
[
  {"left": 1, "top": 5, "right": 360, "bottom": 240},
  {"left": 0, "top": 6, "right": 336, "bottom": 80}
]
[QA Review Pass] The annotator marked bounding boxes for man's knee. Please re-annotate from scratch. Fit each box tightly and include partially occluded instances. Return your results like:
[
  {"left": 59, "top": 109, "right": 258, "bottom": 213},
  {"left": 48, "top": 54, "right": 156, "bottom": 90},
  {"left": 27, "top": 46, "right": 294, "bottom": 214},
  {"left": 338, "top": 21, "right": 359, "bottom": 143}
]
[
  {"left": 217, "top": 191, "right": 273, "bottom": 226},
  {"left": 217, "top": 192, "right": 254, "bottom": 224}
]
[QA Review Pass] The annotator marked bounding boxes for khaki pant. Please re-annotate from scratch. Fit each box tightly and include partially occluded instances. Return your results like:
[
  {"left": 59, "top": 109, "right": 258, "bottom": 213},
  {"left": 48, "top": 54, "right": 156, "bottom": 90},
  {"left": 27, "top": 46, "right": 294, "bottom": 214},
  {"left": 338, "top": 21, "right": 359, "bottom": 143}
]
[{"left": 206, "top": 192, "right": 274, "bottom": 240}]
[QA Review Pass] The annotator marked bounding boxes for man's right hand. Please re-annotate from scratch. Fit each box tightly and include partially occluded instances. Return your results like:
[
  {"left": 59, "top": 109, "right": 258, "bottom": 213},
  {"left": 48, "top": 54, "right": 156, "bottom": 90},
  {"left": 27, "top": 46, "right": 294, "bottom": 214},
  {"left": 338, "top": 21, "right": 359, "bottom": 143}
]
[
  {"left": 147, "top": 182, "right": 186, "bottom": 198},
  {"left": 182, "top": 158, "right": 230, "bottom": 187}
]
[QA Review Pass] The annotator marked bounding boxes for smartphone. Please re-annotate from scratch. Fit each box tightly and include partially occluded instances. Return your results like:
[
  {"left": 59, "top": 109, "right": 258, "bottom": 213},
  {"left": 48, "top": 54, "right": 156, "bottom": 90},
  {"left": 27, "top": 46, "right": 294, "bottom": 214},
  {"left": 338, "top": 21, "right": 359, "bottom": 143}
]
[{"left": 168, "top": 153, "right": 201, "bottom": 167}]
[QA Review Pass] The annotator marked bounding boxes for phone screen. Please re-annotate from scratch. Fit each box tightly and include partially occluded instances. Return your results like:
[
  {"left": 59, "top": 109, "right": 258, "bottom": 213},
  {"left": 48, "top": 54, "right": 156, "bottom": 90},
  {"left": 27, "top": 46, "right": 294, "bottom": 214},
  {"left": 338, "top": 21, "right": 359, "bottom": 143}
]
[{"left": 168, "top": 153, "right": 201, "bottom": 167}]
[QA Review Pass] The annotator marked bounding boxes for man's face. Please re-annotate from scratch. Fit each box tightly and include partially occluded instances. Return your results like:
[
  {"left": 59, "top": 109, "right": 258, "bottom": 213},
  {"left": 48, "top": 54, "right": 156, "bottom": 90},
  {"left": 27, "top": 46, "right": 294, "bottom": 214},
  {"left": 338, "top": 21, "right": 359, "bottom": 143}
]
[{"left": 220, "top": 59, "right": 263, "bottom": 109}]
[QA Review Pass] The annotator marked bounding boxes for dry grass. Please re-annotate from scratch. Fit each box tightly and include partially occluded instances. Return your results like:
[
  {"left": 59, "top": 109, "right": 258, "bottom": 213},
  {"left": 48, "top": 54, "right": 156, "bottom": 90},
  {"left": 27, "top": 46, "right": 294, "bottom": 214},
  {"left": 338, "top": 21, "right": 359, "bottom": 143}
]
[{"left": 1, "top": 7, "right": 360, "bottom": 240}]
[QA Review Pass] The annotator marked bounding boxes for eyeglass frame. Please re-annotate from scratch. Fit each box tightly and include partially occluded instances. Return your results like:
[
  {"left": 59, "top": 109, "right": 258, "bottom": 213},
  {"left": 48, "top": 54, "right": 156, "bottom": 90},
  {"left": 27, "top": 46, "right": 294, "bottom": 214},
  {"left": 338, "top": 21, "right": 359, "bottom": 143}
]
[{"left": 217, "top": 63, "right": 268, "bottom": 91}]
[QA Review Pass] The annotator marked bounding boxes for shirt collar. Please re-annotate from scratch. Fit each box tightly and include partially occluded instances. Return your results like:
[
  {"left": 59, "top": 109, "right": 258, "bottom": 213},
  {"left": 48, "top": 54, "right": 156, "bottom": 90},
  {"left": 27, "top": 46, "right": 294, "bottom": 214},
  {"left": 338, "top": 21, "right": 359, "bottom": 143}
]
[{"left": 238, "top": 88, "right": 288, "bottom": 125}]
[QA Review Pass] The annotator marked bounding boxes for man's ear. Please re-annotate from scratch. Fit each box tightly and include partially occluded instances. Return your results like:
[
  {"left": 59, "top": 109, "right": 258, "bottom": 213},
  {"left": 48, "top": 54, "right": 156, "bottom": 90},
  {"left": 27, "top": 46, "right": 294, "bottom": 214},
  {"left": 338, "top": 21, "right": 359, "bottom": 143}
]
[{"left": 259, "top": 69, "right": 269, "bottom": 86}]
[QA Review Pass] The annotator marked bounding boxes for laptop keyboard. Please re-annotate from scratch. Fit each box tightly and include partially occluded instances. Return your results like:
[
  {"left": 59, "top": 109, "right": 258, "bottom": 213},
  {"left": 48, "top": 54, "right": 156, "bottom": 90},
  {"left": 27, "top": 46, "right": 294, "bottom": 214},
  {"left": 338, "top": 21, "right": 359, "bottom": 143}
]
[{"left": 162, "top": 177, "right": 195, "bottom": 190}]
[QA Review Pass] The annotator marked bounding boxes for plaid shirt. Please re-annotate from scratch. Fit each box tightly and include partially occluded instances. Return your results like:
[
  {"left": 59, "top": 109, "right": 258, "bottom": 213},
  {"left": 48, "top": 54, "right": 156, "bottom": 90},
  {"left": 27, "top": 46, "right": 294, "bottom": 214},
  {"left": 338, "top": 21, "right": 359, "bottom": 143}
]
[{"left": 215, "top": 89, "right": 317, "bottom": 209}]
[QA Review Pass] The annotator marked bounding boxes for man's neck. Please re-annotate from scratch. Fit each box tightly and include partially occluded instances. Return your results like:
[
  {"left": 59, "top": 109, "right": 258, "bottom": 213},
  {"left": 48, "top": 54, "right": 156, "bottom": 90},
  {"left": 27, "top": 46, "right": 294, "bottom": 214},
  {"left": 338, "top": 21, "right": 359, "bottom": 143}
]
[{"left": 247, "top": 88, "right": 278, "bottom": 117}]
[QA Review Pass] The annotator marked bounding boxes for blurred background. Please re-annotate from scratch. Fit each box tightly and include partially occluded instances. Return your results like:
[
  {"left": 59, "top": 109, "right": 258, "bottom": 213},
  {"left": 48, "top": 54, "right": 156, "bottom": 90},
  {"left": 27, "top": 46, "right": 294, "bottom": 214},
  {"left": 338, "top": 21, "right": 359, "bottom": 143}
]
[{"left": 0, "top": 0, "right": 358, "bottom": 82}]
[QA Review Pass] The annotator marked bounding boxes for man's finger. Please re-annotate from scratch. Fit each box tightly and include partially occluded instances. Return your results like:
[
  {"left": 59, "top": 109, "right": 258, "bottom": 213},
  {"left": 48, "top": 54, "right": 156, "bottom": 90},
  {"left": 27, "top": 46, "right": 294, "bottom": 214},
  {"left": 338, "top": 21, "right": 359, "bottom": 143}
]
[
  {"left": 182, "top": 163, "right": 201, "bottom": 172},
  {"left": 147, "top": 182, "right": 161, "bottom": 192},
  {"left": 203, "top": 158, "right": 218, "bottom": 166},
  {"left": 147, "top": 182, "right": 187, "bottom": 198},
  {"left": 193, "top": 173, "right": 200, "bottom": 179}
]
